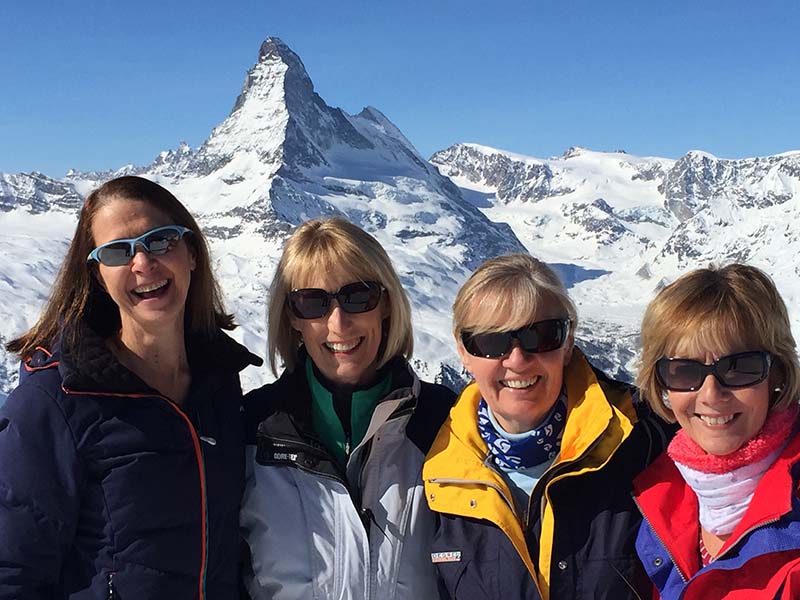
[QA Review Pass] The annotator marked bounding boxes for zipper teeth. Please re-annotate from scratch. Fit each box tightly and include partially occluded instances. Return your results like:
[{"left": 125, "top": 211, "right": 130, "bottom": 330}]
[
  {"left": 631, "top": 496, "right": 689, "bottom": 584},
  {"left": 163, "top": 400, "right": 208, "bottom": 600},
  {"left": 714, "top": 516, "right": 781, "bottom": 561},
  {"left": 66, "top": 386, "right": 209, "bottom": 598}
]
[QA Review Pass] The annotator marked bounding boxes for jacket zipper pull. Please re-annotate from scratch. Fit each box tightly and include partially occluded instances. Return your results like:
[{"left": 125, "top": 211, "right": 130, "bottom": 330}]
[
  {"left": 200, "top": 436, "right": 217, "bottom": 446},
  {"left": 107, "top": 572, "right": 117, "bottom": 599}
]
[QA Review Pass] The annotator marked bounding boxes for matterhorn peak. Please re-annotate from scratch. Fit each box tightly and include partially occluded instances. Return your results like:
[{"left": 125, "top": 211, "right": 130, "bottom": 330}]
[
  {"left": 230, "top": 36, "right": 315, "bottom": 117},
  {"left": 258, "top": 36, "right": 292, "bottom": 59},
  {"left": 254, "top": 37, "right": 314, "bottom": 98}
]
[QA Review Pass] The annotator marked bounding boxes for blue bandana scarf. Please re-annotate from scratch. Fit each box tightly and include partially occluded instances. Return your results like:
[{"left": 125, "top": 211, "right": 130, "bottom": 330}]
[{"left": 477, "top": 394, "right": 567, "bottom": 470}]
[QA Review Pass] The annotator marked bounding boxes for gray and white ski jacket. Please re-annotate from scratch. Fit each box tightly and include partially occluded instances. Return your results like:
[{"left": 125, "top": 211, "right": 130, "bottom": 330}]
[{"left": 240, "top": 355, "right": 455, "bottom": 600}]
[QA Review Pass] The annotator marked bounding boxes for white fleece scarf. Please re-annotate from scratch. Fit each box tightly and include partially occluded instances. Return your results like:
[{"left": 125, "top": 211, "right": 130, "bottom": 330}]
[
  {"left": 668, "top": 407, "right": 798, "bottom": 536},
  {"left": 674, "top": 446, "right": 783, "bottom": 536}
]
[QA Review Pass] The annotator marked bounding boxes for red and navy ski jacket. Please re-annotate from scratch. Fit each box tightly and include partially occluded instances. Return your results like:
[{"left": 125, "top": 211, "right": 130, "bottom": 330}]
[
  {"left": 0, "top": 323, "right": 260, "bottom": 599},
  {"left": 634, "top": 421, "right": 800, "bottom": 600}
]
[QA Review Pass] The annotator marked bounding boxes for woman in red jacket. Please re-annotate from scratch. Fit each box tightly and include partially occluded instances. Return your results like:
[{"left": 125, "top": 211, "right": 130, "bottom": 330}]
[{"left": 635, "top": 263, "right": 800, "bottom": 599}]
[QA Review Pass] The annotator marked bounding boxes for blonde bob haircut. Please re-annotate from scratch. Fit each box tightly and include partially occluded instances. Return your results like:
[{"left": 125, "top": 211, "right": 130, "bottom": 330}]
[
  {"left": 637, "top": 263, "right": 800, "bottom": 422},
  {"left": 453, "top": 253, "right": 577, "bottom": 340},
  {"left": 267, "top": 217, "right": 413, "bottom": 375}
]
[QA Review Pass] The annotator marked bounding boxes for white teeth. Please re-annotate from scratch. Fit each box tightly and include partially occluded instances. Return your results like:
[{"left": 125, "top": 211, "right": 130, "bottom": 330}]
[
  {"left": 698, "top": 414, "right": 736, "bottom": 426},
  {"left": 502, "top": 377, "right": 539, "bottom": 389},
  {"left": 326, "top": 340, "right": 360, "bottom": 353},
  {"left": 134, "top": 280, "right": 168, "bottom": 294}
]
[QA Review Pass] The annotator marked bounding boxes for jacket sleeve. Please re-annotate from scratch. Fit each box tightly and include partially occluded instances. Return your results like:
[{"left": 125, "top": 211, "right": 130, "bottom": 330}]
[{"left": 0, "top": 380, "right": 83, "bottom": 599}]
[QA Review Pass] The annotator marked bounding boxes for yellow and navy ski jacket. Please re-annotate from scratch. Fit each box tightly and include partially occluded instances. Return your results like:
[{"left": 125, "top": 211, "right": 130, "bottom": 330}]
[{"left": 424, "top": 348, "right": 672, "bottom": 600}]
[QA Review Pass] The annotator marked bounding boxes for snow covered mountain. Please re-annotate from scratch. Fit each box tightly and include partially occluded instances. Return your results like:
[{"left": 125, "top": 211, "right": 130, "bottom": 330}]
[
  {"left": 431, "top": 144, "right": 800, "bottom": 376},
  {"left": 2, "top": 38, "right": 799, "bottom": 399},
  {"left": 0, "top": 38, "right": 525, "bottom": 395}
]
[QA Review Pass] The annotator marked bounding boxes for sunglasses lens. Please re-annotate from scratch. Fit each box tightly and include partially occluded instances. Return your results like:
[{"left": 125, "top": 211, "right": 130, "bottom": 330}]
[
  {"left": 144, "top": 227, "right": 182, "bottom": 255},
  {"left": 289, "top": 289, "right": 330, "bottom": 319},
  {"left": 657, "top": 359, "right": 703, "bottom": 391},
  {"left": 90, "top": 226, "right": 188, "bottom": 266},
  {"left": 657, "top": 351, "right": 770, "bottom": 392},
  {"left": 97, "top": 242, "right": 133, "bottom": 267},
  {"left": 462, "top": 331, "right": 512, "bottom": 358},
  {"left": 717, "top": 352, "right": 769, "bottom": 387},
  {"left": 338, "top": 282, "right": 382, "bottom": 314},
  {"left": 517, "top": 320, "right": 567, "bottom": 353},
  {"left": 461, "top": 318, "right": 570, "bottom": 359},
  {"left": 288, "top": 281, "right": 383, "bottom": 319}
]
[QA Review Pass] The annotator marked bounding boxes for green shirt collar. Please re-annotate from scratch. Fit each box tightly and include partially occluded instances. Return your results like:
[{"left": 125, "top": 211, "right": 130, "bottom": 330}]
[{"left": 306, "top": 356, "right": 393, "bottom": 466}]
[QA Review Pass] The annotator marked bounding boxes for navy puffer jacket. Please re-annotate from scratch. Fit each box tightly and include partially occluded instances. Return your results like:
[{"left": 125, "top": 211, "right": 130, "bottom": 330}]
[{"left": 0, "top": 322, "right": 260, "bottom": 599}]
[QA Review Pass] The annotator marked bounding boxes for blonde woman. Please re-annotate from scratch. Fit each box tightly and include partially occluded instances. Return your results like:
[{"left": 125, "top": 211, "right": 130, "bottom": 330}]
[
  {"left": 240, "top": 217, "right": 455, "bottom": 599},
  {"left": 634, "top": 264, "right": 800, "bottom": 599},
  {"left": 424, "top": 254, "right": 671, "bottom": 600}
]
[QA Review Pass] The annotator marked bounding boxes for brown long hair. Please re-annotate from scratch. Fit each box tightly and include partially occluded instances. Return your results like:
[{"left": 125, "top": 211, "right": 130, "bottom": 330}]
[{"left": 7, "top": 176, "right": 234, "bottom": 359}]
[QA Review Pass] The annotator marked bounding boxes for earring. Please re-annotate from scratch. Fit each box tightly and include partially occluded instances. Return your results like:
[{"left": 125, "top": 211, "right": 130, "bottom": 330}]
[{"left": 661, "top": 391, "right": 672, "bottom": 410}]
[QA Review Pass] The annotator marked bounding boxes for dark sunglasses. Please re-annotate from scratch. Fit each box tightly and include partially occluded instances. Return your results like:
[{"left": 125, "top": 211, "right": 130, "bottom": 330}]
[
  {"left": 288, "top": 281, "right": 384, "bottom": 320},
  {"left": 656, "top": 350, "right": 772, "bottom": 392},
  {"left": 461, "top": 318, "right": 571, "bottom": 359},
  {"left": 87, "top": 225, "right": 192, "bottom": 267}
]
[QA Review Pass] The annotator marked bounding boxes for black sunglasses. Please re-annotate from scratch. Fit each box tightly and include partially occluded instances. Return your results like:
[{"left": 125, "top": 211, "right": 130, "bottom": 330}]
[
  {"left": 656, "top": 350, "right": 772, "bottom": 392},
  {"left": 288, "top": 281, "right": 384, "bottom": 320},
  {"left": 461, "top": 318, "right": 571, "bottom": 359},
  {"left": 87, "top": 225, "right": 192, "bottom": 267}
]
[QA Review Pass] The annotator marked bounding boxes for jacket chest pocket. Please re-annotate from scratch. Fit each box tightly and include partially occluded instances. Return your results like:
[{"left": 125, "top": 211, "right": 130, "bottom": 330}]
[{"left": 432, "top": 510, "right": 545, "bottom": 599}]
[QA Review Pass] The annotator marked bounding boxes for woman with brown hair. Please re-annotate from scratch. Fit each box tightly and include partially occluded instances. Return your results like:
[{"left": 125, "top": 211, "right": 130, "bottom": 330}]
[
  {"left": 634, "top": 263, "right": 800, "bottom": 599},
  {"left": 0, "top": 176, "right": 260, "bottom": 598}
]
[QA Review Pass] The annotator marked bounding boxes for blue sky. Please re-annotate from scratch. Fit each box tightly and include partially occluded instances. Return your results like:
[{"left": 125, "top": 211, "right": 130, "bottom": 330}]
[{"left": 2, "top": 0, "right": 799, "bottom": 176}]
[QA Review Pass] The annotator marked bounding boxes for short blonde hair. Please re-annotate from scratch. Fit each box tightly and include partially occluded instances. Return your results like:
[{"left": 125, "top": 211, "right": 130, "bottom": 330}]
[
  {"left": 267, "top": 217, "right": 413, "bottom": 375},
  {"left": 637, "top": 263, "right": 800, "bottom": 422},
  {"left": 453, "top": 253, "right": 577, "bottom": 338}
]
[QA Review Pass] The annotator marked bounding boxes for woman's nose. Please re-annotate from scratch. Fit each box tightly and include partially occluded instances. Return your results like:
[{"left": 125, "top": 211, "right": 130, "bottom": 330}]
[
  {"left": 696, "top": 373, "right": 727, "bottom": 401},
  {"left": 130, "top": 247, "right": 157, "bottom": 271},
  {"left": 503, "top": 342, "right": 533, "bottom": 366},
  {"left": 326, "top": 302, "right": 351, "bottom": 329}
]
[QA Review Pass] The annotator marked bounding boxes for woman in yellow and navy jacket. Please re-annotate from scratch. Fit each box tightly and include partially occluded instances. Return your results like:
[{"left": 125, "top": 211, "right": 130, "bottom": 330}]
[{"left": 423, "top": 254, "right": 672, "bottom": 600}]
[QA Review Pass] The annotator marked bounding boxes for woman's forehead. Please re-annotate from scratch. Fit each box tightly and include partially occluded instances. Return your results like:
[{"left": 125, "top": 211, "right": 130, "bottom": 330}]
[
  {"left": 667, "top": 323, "right": 759, "bottom": 359},
  {"left": 462, "top": 291, "right": 563, "bottom": 331},
  {"left": 291, "top": 264, "right": 370, "bottom": 290}
]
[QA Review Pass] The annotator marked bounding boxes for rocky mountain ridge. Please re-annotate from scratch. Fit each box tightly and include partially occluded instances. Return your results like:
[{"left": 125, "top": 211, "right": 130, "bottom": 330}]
[
  {"left": 2, "top": 40, "right": 799, "bottom": 395},
  {"left": 0, "top": 38, "right": 524, "bottom": 394},
  {"left": 430, "top": 143, "right": 800, "bottom": 377}
]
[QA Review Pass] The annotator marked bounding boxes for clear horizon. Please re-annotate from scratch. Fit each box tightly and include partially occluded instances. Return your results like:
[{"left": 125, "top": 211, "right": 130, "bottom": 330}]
[{"left": 2, "top": 0, "right": 799, "bottom": 177}]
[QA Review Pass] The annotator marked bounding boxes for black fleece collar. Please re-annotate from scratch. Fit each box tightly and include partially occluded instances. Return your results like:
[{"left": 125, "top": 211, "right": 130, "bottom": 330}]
[{"left": 56, "top": 320, "right": 261, "bottom": 395}]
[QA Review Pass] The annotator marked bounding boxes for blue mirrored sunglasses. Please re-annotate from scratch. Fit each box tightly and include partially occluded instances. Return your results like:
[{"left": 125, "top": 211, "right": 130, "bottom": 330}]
[{"left": 87, "top": 225, "right": 192, "bottom": 267}]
